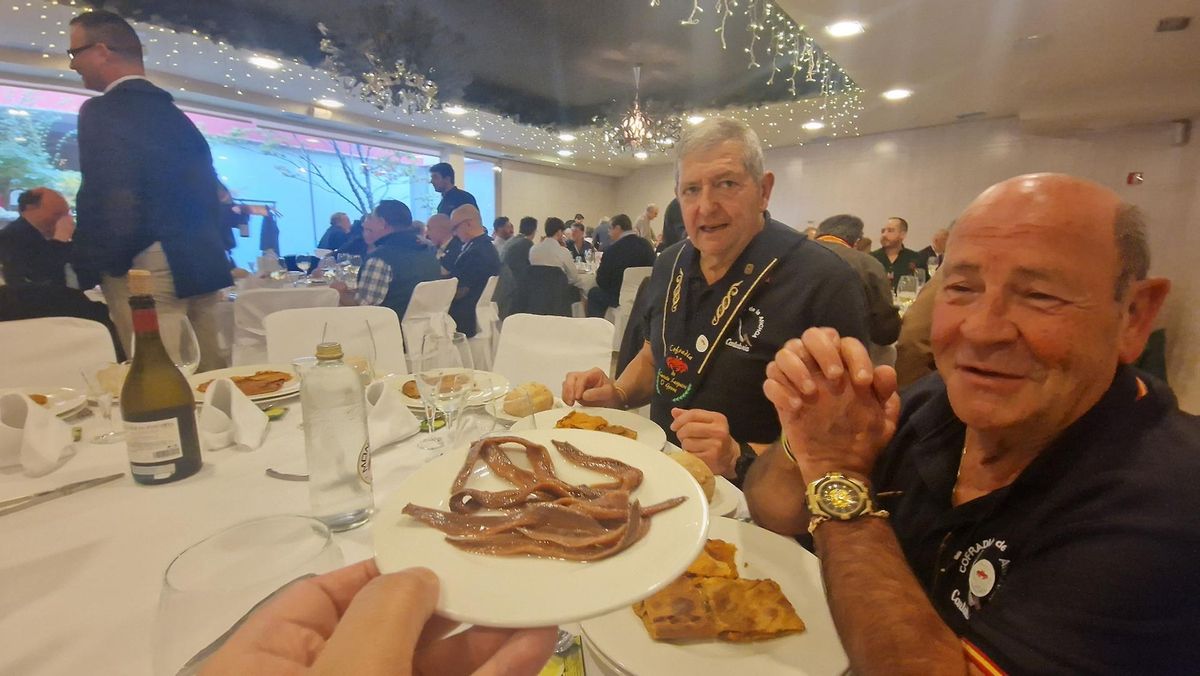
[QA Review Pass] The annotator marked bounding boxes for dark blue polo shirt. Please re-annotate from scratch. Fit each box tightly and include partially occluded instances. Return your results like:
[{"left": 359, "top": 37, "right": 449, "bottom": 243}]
[{"left": 874, "top": 366, "right": 1200, "bottom": 673}]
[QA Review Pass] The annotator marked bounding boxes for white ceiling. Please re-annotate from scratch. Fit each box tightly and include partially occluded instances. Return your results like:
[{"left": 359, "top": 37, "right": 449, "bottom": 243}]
[{"left": 1, "top": 0, "right": 1197, "bottom": 177}]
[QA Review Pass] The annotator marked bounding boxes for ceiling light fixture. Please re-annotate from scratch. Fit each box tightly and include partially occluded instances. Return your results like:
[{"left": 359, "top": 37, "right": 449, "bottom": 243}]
[
  {"left": 317, "top": 21, "right": 439, "bottom": 114},
  {"left": 802, "top": 120, "right": 825, "bottom": 130},
  {"left": 601, "top": 65, "right": 682, "bottom": 156},
  {"left": 248, "top": 56, "right": 282, "bottom": 70},
  {"left": 687, "top": 115, "right": 707, "bottom": 125},
  {"left": 634, "top": 151, "right": 649, "bottom": 160},
  {"left": 824, "top": 21, "right": 865, "bottom": 38},
  {"left": 557, "top": 149, "right": 574, "bottom": 157},
  {"left": 460, "top": 129, "right": 480, "bottom": 138},
  {"left": 882, "top": 88, "right": 913, "bottom": 100},
  {"left": 314, "top": 98, "right": 344, "bottom": 109},
  {"left": 558, "top": 132, "right": 577, "bottom": 142},
  {"left": 443, "top": 105, "right": 467, "bottom": 115},
  {"left": 7, "top": 109, "right": 30, "bottom": 116}
]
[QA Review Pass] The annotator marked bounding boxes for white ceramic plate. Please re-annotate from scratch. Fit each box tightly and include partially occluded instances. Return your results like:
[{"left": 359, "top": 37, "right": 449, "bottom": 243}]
[
  {"left": 581, "top": 517, "right": 848, "bottom": 676},
  {"left": 708, "top": 476, "right": 741, "bottom": 518},
  {"left": 372, "top": 428, "right": 709, "bottom": 627},
  {"left": 188, "top": 364, "right": 299, "bottom": 403},
  {"left": 387, "top": 370, "right": 509, "bottom": 409},
  {"left": 4, "top": 387, "right": 88, "bottom": 417},
  {"left": 484, "top": 395, "right": 568, "bottom": 423},
  {"left": 510, "top": 407, "right": 668, "bottom": 452}
]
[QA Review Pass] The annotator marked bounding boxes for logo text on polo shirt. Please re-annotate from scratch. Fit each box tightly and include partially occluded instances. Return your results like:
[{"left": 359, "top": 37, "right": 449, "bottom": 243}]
[
  {"left": 724, "top": 306, "right": 765, "bottom": 352},
  {"left": 949, "top": 537, "right": 1011, "bottom": 620}
]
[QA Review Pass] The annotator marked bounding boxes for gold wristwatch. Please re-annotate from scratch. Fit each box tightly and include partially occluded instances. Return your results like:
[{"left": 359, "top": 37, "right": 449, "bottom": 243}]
[{"left": 806, "top": 472, "right": 889, "bottom": 535}]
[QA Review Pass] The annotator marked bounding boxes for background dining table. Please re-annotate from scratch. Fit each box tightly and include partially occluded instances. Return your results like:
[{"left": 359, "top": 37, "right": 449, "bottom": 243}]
[{"left": 0, "top": 394, "right": 735, "bottom": 675}]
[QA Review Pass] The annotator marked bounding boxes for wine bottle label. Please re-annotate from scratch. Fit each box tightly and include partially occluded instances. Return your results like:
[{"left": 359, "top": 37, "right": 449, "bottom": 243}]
[
  {"left": 357, "top": 442, "right": 372, "bottom": 485},
  {"left": 125, "top": 418, "right": 184, "bottom": 464},
  {"left": 131, "top": 308, "right": 159, "bottom": 333}
]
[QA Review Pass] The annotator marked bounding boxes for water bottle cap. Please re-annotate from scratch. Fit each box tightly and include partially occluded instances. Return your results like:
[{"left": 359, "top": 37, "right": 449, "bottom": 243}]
[{"left": 315, "top": 342, "right": 343, "bottom": 360}]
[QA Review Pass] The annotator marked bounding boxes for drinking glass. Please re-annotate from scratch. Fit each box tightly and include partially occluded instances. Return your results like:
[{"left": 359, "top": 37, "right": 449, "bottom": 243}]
[
  {"left": 927, "top": 256, "right": 940, "bottom": 277},
  {"left": 153, "top": 515, "right": 344, "bottom": 675},
  {"left": 157, "top": 313, "right": 201, "bottom": 375},
  {"left": 81, "top": 361, "right": 126, "bottom": 443},
  {"left": 296, "top": 257, "right": 312, "bottom": 275},
  {"left": 915, "top": 267, "right": 927, "bottom": 288},
  {"left": 897, "top": 275, "right": 919, "bottom": 307},
  {"left": 412, "top": 335, "right": 470, "bottom": 451}
]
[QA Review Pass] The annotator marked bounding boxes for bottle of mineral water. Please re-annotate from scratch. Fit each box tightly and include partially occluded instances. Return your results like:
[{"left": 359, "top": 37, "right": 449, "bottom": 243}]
[{"left": 300, "top": 341, "right": 373, "bottom": 531}]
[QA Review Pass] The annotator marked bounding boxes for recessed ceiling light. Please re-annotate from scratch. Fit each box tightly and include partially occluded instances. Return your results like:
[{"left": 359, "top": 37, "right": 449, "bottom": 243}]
[
  {"left": 460, "top": 129, "right": 480, "bottom": 138},
  {"left": 314, "top": 98, "right": 344, "bottom": 109},
  {"left": 248, "top": 56, "right": 282, "bottom": 70},
  {"left": 824, "top": 20, "right": 865, "bottom": 38},
  {"left": 443, "top": 105, "right": 468, "bottom": 115},
  {"left": 882, "top": 88, "right": 913, "bottom": 101},
  {"left": 634, "top": 151, "right": 649, "bottom": 160},
  {"left": 557, "top": 149, "right": 574, "bottom": 157},
  {"left": 558, "top": 132, "right": 577, "bottom": 142},
  {"left": 7, "top": 109, "right": 30, "bottom": 116},
  {"left": 306, "top": 138, "right": 321, "bottom": 144},
  {"left": 802, "top": 120, "right": 825, "bottom": 131},
  {"left": 687, "top": 115, "right": 706, "bottom": 125}
]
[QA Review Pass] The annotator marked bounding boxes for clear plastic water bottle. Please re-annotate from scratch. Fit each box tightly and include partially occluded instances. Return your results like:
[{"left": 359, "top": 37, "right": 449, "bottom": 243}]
[{"left": 300, "top": 341, "right": 373, "bottom": 531}]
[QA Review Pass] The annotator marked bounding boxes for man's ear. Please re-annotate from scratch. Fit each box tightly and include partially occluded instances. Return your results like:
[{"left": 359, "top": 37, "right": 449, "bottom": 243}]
[
  {"left": 759, "top": 171, "right": 775, "bottom": 211},
  {"left": 1117, "top": 277, "right": 1171, "bottom": 364}
]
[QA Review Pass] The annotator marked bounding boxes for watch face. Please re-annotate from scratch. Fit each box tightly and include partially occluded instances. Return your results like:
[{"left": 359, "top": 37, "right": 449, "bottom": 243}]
[{"left": 818, "top": 478, "right": 864, "bottom": 517}]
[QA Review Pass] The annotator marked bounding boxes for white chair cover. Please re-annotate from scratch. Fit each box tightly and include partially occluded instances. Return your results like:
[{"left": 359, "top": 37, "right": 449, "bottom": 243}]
[
  {"left": 401, "top": 278, "right": 458, "bottom": 363},
  {"left": 0, "top": 317, "right": 117, "bottom": 389},
  {"left": 492, "top": 314, "right": 615, "bottom": 390},
  {"left": 265, "top": 306, "right": 408, "bottom": 377},
  {"left": 605, "top": 266, "right": 653, "bottom": 350},
  {"left": 232, "top": 288, "right": 339, "bottom": 365},
  {"left": 468, "top": 275, "right": 501, "bottom": 370}
]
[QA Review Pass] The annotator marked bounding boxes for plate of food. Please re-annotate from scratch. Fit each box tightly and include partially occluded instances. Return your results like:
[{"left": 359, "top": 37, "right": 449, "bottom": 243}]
[
  {"left": 3, "top": 387, "right": 88, "bottom": 417},
  {"left": 664, "top": 448, "right": 743, "bottom": 518},
  {"left": 511, "top": 407, "right": 668, "bottom": 451},
  {"left": 581, "top": 517, "right": 847, "bottom": 676},
  {"left": 187, "top": 364, "right": 299, "bottom": 403},
  {"left": 484, "top": 382, "right": 566, "bottom": 422},
  {"left": 372, "top": 429, "right": 709, "bottom": 627},
  {"left": 387, "top": 370, "right": 508, "bottom": 409}
]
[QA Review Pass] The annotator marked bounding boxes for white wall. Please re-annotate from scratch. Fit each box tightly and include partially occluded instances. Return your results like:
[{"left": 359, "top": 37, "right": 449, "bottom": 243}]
[
  {"left": 497, "top": 160, "right": 618, "bottom": 229},
  {"left": 616, "top": 116, "right": 1200, "bottom": 412}
]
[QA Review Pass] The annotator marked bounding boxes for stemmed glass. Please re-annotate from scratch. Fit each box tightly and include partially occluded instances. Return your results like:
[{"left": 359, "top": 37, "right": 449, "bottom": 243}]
[
  {"left": 81, "top": 362, "right": 126, "bottom": 444},
  {"left": 296, "top": 256, "right": 312, "bottom": 276},
  {"left": 156, "top": 313, "right": 201, "bottom": 375},
  {"left": 896, "top": 275, "right": 919, "bottom": 311},
  {"left": 152, "top": 515, "right": 344, "bottom": 675},
  {"left": 412, "top": 335, "right": 470, "bottom": 451}
]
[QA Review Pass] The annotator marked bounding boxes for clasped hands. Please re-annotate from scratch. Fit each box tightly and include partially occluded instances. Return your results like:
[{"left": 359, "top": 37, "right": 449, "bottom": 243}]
[{"left": 763, "top": 328, "right": 901, "bottom": 482}]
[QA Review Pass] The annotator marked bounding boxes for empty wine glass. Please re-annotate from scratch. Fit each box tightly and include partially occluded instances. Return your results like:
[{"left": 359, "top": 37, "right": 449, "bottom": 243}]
[
  {"left": 897, "top": 275, "right": 919, "bottom": 308},
  {"left": 152, "top": 515, "right": 343, "bottom": 675},
  {"left": 155, "top": 313, "right": 202, "bottom": 375},
  {"left": 412, "top": 335, "right": 469, "bottom": 452},
  {"left": 81, "top": 361, "right": 126, "bottom": 444},
  {"left": 927, "top": 255, "right": 940, "bottom": 277}
]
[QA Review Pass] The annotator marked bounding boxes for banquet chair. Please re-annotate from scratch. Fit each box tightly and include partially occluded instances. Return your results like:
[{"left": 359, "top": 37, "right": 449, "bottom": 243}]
[
  {"left": 524, "top": 266, "right": 577, "bottom": 317},
  {"left": 0, "top": 317, "right": 117, "bottom": 389},
  {"left": 604, "top": 266, "right": 653, "bottom": 350},
  {"left": 468, "top": 275, "right": 500, "bottom": 371},
  {"left": 265, "top": 305, "right": 408, "bottom": 377},
  {"left": 492, "top": 314, "right": 615, "bottom": 389},
  {"left": 401, "top": 278, "right": 458, "bottom": 366},
  {"left": 232, "top": 287, "right": 339, "bottom": 365}
]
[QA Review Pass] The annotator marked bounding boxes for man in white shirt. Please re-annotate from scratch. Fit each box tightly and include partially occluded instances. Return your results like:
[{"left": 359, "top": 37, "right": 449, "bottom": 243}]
[
  {"left": 528, "top": 217, "right": 588, "bottom": 290},
  {"left": 634, "top": 203, "right": 659, "bottom": 244}
]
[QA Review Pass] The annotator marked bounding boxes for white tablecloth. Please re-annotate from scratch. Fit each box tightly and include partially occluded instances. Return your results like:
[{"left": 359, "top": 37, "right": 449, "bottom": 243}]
[{"left": 1, "top": 398, "right": 719, "bottom": 675}]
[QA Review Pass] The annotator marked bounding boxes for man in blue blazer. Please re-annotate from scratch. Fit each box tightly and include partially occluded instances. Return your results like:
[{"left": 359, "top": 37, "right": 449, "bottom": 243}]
[{"left": 68, "top": 9, "right": 232, "bottom": 370}]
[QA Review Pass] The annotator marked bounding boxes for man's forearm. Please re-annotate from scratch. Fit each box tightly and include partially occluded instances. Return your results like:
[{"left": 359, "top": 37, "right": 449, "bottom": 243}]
[
  {"left": 615, "top": 343, "right": 656, "bottom": 408},
  {"left": 744, "top": 443, "right": 809, "bottom": 535},
  {"left": 814, "top": 518, "right": 968, "bottom": 676}
]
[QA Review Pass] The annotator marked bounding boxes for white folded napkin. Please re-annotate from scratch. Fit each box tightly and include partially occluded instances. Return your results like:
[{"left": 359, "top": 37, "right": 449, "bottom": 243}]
[
  {"left": 198, "top": 379, "right": 269, "bottom": 452},
  {"left": 0, "top": 393, "right": 75, "bottom": 476},
  {"left": 366, "top": 380, "right": 419, "bottom": 448}
]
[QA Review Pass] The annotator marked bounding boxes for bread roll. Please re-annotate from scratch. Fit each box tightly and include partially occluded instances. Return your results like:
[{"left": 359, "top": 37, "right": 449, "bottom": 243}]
[
  {"left": 668, "top": 450, "right": 716, "bottom": 503},
  {"left": 504, "top": 382, "right": 555, "bottom": 417}
]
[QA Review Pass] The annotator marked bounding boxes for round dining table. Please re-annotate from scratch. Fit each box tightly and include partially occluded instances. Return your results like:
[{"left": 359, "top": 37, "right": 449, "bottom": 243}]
[{"left": 0, "top": 391, "right": 742, "bottom": 675}]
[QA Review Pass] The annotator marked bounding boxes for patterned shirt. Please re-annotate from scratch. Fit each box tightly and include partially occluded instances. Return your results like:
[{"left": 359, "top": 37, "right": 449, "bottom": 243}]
[{"left": 355, "top": 257, "right": 392, "bottom": 306}]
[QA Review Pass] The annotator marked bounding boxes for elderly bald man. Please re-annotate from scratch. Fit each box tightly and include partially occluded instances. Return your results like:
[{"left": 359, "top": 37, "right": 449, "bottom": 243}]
[
  {"left": 746, "top": 173, "right": 1198, "bottom": 673},
  {"left": 444, "top": 204, "right": 500, "bottom": 337},
  {"left": 424, "top": 213, "right": 459, "bottom": 268},
  {"left": 0, "top": 187, "right": 74, "bottom": 286}
]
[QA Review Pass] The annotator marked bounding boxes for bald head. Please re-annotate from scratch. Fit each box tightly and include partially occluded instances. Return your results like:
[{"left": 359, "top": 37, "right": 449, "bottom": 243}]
[
  {"left": 17, "top": 187, "right": 70, "bottom": 237},
  {"left": 425, "top": 214, "right": 452, "bottom": 247},
  {"left": 449, "top": 204, "right": 485, "bottom": 242}
]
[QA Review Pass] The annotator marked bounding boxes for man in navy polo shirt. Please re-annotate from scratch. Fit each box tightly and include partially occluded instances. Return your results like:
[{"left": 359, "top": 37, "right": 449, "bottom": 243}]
[{"left": 746, "top": 173, "right": 1199, "bottom": 673}]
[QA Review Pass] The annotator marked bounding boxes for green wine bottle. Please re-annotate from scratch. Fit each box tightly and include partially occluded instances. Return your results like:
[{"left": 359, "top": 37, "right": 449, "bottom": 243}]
[{"left": 120, "top": 270, "right": 203, "bottom": 485}]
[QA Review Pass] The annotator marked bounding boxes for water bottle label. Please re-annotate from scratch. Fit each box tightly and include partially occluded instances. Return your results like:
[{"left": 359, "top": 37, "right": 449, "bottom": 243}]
[
  {"left": 125, "top": 418, "right": 183, "bottom": 464},
  {"left": 357, "top": 442, "right": 372, "bottom": 485}
]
